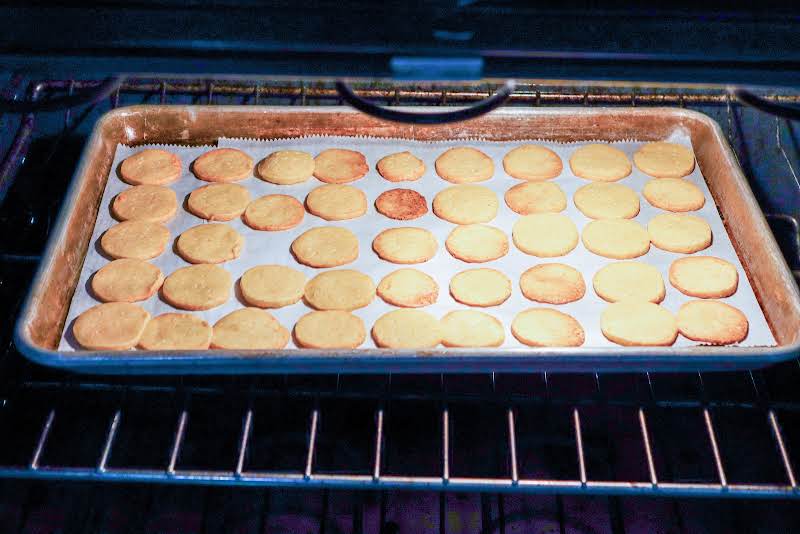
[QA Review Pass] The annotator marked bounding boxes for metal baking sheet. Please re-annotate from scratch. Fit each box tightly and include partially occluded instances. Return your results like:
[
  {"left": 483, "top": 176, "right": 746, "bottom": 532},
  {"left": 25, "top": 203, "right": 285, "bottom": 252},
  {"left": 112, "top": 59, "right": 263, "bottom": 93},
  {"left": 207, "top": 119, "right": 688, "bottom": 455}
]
[{"left": 14, "top": 106, "right": 800, "bottom": 373}]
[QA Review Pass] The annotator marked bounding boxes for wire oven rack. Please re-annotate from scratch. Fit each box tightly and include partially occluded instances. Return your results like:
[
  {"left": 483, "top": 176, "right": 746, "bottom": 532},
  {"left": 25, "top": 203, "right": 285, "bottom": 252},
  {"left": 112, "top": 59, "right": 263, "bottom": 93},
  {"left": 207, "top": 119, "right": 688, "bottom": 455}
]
[{"left": 1, "top": 79, "right": 800, "bottom": 500}]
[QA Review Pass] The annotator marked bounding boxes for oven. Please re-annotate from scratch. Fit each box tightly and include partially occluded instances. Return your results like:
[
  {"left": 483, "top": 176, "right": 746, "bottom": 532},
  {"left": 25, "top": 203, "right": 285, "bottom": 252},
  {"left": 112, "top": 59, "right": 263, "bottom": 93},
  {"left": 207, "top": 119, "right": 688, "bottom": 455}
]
[{"left": 2, "top": 4, "right": 800, "bottom": 532}]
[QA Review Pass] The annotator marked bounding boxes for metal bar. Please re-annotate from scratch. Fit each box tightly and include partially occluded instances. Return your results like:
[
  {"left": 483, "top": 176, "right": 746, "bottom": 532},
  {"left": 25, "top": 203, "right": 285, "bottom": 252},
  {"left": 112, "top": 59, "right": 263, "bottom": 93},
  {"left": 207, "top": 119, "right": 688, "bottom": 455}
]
[
  {"left": 442, "top": 407, "right": 450, "bottom": 483},
  {"left": 97, "top": 410, "right": 121, "bottom": 472},
  {"left": 638, "top": 408, "right": 658, "bottom": 486},
  {"left": 767, "top": 410, "right": 797, "bottom": 489},
  {"left": 703, "top": 409, "right": 728, "bottom": 488},
  {"left": 167, "top": 410, "right": 188, "bottom": 475},
  {"left": 304, "top": 409, "right": 318, "bottom": 479},
  {"left": 573, "top": 408, "right": 587, "bottom": 486},
  {"left": 235, "top": 409, "right": 253, "bottom": 477},
  {"left": 373, "top": 408, "right": 383, "bottom": 481},
  {"left": 507, "top": 408, "right": 518, "bottom": 484},
  {"left": 30, "top": 409, "right": 55, "bottom": 470}
]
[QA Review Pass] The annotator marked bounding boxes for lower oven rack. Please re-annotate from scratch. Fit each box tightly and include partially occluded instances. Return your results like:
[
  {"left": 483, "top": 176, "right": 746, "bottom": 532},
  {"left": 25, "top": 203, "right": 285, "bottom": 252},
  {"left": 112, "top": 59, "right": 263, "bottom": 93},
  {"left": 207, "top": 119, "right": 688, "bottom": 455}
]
[{"left": 1, "top": 79, "right": 800, "bottom": 499}]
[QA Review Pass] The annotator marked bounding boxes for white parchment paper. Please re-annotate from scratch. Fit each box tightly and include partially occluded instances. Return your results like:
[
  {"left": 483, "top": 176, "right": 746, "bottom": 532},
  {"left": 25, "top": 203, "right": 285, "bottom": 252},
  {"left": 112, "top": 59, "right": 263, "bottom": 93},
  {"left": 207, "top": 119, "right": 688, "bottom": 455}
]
[{"left": 59, "top": 131, "right": 776, "bottom": 350}]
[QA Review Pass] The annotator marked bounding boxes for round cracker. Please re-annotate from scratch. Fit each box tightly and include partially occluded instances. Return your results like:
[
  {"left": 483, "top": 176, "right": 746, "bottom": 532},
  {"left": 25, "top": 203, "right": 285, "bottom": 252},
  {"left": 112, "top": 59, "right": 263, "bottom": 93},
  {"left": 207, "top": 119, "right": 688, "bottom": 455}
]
[
  {"left": 569, "top": 144, "right": 632, "bottom": 182},
  {"left": 211, "top": 308, "right": 290, "bottom": 349},
  {"left": 257, "top": 150, "right": 315, "bottom": 185},
  {"left": 601, "top": 301, "right": 677, "bottom": 346},
  {"left": 306, "top": 184, "right": 367, "bottom": 221},
  {"left": 294, "top": 311, "right": 366, "bottom": 349},
  {"left": 313, "top": 149, "right": 368, "bottom": 184},
  {"left": 504, "top": 182, "right": 567, "bottom": 215},
  {"left": 240, "top": 264, "right": 307, "bottom": 308},
  {"left": 449, "top": 268, "right": 512, "bottom": 307},
  {"left": 372, "top": 309, "right": 442, "bottom": 349},
  {"left": 433, "top": 185, "right": 498, "bottom": 224},
  {"left": 593, "top": 262, "right": 665, "bottom": 303},
  {"left": 292, "top": 226, "right": 359, "bottom": 268},
  {"left": 376, "top": 268, "right": 439, "bottom": 308},
  {"left": 138, "top": 313, "right": 212, "bottom": 350},
  {"left": 502, "top": 145, "right": 563, "bottom": 181},
  {"left": 192, "top": 148, "right": 253, "bottom": 183},
  {"left": 677, "top": 300, "right": 748, "bottom": 345},
  {"left": 375, "top": 189, "right": 428, "bottom": 220},
  {"left": 573, "top": 182, "right": 640, "bottom": 219},
  {"left": 112, "top": 185, "right": 177, "bottom": 223},
  {"left": 435, "top": 147, "right": 493, "bottom": 183},
  {"left": 634, "top": 142, "right": 695, "bottom": 178},
  {"left": 244, "top": 194, "right": 305, "bottom": 231},
  {"left": 377, "top": 151, "right": 426, "bottom": 182},
  {"left": 304, "top": 269, "right": 376, "bottom": 311},
  {"left": 441, "top": 310, "right": 505, "bottom": 348},
  {"left": 445, "top": 224, "right": 508, "bottom": 263},
  {"left": 642, "top": 178, "right": 705, "bottom": 212},
  {"left": 100, "top": 220, "right": 170, "bottom": 260},
  {"left": 91, "top": 258, "right": 164, "bottom": 303},
  {"left": 176, "top": 223, "right": 243, "bottom": 264},
  {"left": 162, "top": 264, "right": 231, "bottom": 310},
  {"left": 119, "top": 149, "right": 181, "bottom": 186},
  {"left": 648, "top": 213, "right": 712, "bottom": 254},
  {"left": 512, "top": 308, "right": 585, "bottom": 347},
  {"left": 520, "top": 263, "right": 585, "bottom": 304},
  {"left": 582, "top": 219, "right": 650, "bottom": 259},
  {"left": 187, "top": 183, "right": 251, "bottom": 221},
  {"left": 373, "top": 227, "right": 437, "bottom": 264},
  {"left": 512, "top": 213, "right": 578, "bottom": 257},
  {"left": 669, "top": 256, "right": 738, "bottom": 298},
  {"left": 73, "top": 302, "right": 150, "bottom": 350}
]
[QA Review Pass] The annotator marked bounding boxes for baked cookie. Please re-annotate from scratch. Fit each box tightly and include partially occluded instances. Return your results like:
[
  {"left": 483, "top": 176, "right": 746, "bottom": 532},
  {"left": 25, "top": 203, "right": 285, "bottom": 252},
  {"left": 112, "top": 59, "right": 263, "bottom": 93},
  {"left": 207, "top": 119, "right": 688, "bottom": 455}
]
[
  {"left": 100, "top": 221, "right": 170, "bottom": 260},
  {"left": 257, "top": 150, "right": 315, "bottom": 185},
  {"left": 433, "top": 185, "right": 498, "bottom": 224},
  {"left": 240, "top": 265, "right": 307, "bottom": 308},
  {"left": 445, "top": 224, "right": 508, "bottom": 263},
  {"left": 192, "top": 148, "right": 253, "bottom": 182},
  {"left": 91, "top": 258, "right": 164, "bottom": 303},
  {"left": 648, "top": 213, "right": 712, "bottom": 253},
  {"left": 373, "top": 227, "right": 438, "bottom": 264},
  {"left": 294, "top": 310, "right": 366, "bottom": 349},
  {"left": 211, "top": 308, "right": 290, "bottom": 349},
  {"left": 162, "top": 264, "right": 231, "bottom": 310},
  {"left": 372, "top": 309, "right": 442, "bottom": 349},
  {"left": 138, "top": 313, "right": 212, "bottom": 350},
  {"left": 512, "top": 213, "right": 578, "bottom": 257},
  {"left": 634, "top": 142, "right": 695, "bottom": 178},
  {"left": 119, "top": 149, "right": 181, "bottom": 186},
  {"left": 112, "top": 185, "right": 177, "bottom": 223},
  {"left": 504, "top": 182, "right": 567, "bottom": 215},
  {"left": 376, "top": 268, "right": 439, "bottom": 307},
  {"left": 375, "top": 189, "right": 428, "bottom": 220},
  {"left": 314, "top": 149, "right": 368, "bottom": 183},
  {"left": 292, "top": 226, "right": 359, "bottom": 268},
  {"left": 187, "top": 183, "right": 251, "bottom": 221},
  {"left": 73, "top": 302, "right": 150, "bottom": 350},
  {"left": 435, "top": 147, "right": 493, "bottom": 183},
  {"left": 669, "top": 256, "right": 738, "bottom": 298},
  {"left": 441, "top": 310, "right": 505, "bottom": 348},
  {"left": 244, "top": 194, "right": 305, "bottom": 231},
  {"left": 677, "top": 300, "right": 749, "bottom": 345},
  {"left": 569, "top": 144, "right": 632, "bottom": 182},
  {"left": 642, "top": 178, "right": 705, "bottom": 212},
  {"left": 304, "top": 269, "right": 376, "bottom": 311},
  {"left": 601, "top": 301, "right": 677, "bottom": 346},
  {"left": 306, "top": 184, "right": 368, "bottom": 221},
  {"left": 582, "top": 219, "right": 650, "bottom": 259},
  {"left": 449, "top": 268, "right": 512, "bottom": 307},
  {"left": 573, "top": 182, "right": 640, "bottom": 219},
  {"left": 502, "top": 145, "right": 563, "bottom": 181},
  {"left": 593, "top": 262, "right": 665, "bottom": 303},
  {"left": 519, "top": 263, "right": 585, "bottom": 304},
  {"left": 511, "top": 308, "right": 585, "bottom": 347},
  {"left": 376, "top": 151, "right": 426, "bottom": 182},
  {"left": 175, "top": 223, "right": 243, "bottom": 264}
]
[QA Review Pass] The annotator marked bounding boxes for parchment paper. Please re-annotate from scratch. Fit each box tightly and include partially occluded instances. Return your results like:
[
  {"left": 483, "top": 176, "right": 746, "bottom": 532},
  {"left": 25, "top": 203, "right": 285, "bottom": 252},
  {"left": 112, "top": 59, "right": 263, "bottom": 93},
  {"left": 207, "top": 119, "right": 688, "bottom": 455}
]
[{"left": 59, "top": 131, "right": 776, "bottom": 350}]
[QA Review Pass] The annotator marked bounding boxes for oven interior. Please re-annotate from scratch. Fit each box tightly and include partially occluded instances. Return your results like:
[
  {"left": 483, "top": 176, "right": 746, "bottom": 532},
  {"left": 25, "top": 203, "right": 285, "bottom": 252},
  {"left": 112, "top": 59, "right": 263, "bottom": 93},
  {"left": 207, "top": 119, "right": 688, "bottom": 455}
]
[{"left": 1, "top": 78, "right": 800, "bottom": 531}]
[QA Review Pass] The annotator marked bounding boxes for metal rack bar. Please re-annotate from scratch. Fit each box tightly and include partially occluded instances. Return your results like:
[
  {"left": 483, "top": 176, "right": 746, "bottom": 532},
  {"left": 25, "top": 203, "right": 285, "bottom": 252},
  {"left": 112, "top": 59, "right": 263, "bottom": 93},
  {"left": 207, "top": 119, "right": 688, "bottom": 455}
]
[
  {"left": 97, "top": 410, "right": 120, "bottom": 472},
  {"left": 305, "top": 409, "right": 319, "bottom": 479}
]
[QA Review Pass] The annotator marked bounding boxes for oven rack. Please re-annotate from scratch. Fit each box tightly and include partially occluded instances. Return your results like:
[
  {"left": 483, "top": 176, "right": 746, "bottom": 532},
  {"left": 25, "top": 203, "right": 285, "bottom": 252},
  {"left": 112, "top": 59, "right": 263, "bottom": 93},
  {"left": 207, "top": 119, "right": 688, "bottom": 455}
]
[{"left": 1, "top": 78, "right": 799, "bottom": 499}]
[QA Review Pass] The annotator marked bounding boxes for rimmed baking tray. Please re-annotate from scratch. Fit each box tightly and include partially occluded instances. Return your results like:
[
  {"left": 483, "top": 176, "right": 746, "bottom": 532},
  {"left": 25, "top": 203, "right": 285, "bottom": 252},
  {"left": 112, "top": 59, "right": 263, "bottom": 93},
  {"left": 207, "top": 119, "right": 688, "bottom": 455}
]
[{"left": 14, "top": 106, "right": 800, "bottom": 374}]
